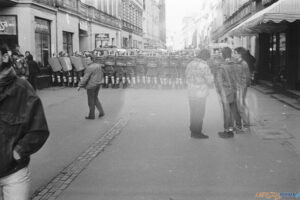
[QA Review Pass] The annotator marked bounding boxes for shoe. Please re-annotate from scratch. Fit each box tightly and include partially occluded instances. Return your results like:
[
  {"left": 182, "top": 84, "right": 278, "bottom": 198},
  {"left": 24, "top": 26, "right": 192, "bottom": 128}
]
[
  {"left": 85, "top": 116, "right": 95, "bottom": 120},
  {"left": 218, "top": 131, "right": 234, "bottom": 138},
  {"left": 235, "top": 126, "right": 249, "bottom": 134},
  {"left": 98, "top": 113, "right": 105, "bottom": 118},
  {"left": 191, "top": 133, "right": 209, "bottom": 139}
]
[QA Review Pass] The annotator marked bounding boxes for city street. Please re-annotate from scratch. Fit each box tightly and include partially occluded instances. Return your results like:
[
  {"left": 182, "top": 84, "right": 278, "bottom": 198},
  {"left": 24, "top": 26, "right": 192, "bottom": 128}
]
[{"left": 30, "top": 87, "right": 300, "bottom": 200}]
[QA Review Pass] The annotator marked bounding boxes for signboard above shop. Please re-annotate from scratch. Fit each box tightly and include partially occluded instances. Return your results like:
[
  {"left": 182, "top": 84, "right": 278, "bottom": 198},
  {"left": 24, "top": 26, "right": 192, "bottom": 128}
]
[
  {"left": 95, "top": 33, "right": 109, "bottom": 41},
  {"left": 79, "top": 20, "right": 88, "bottom": 31},
  {"left": 0, "top": 16, "right": 17, "bottom": 35}
]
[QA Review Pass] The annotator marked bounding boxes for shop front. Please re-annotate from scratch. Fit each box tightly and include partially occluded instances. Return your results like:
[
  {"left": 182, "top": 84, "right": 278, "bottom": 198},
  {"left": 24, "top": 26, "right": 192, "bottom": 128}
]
[
  {"left": 0, "top": 15, "right": 18, "bottom": 50},
  {"left": 229, "top": 0, "right": 300, "bottom": 90}
]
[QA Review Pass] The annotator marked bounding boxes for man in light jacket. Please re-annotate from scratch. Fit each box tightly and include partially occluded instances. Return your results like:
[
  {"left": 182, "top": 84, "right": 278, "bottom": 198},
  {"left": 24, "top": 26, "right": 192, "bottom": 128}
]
[
  {"left": 185, "top": 49, "right": 214, "bottom": 139},
  {"left": 78, "top": 55, "right": 105, "bottom": 119}
]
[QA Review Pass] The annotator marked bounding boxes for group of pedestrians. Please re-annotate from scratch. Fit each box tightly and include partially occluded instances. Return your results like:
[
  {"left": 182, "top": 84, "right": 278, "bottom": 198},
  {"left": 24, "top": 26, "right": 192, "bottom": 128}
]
[
  {"left": 186, "top": 47, "right": 253, "bottom": 139},
  {"left": 4, "top": 46, "right": 40, "bottom": 91}
]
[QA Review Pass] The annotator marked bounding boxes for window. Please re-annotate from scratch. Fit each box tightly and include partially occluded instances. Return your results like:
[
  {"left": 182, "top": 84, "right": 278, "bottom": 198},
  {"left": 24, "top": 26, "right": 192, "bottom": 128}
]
[
  {"left": 63, "top": 31, "right": 73, "bottom": 56},
  {"left": 35, "top": 18, "right": 51, "bottom": 67}
]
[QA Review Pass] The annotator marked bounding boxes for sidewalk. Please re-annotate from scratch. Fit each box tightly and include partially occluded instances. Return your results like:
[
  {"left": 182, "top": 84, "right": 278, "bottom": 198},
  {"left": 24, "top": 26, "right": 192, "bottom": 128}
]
[
  {"left": 249, "top": 85, "right": 300, "bottom": 156},
  {"left": 252, "top": 81, "right": 300, "bottom": 110}
]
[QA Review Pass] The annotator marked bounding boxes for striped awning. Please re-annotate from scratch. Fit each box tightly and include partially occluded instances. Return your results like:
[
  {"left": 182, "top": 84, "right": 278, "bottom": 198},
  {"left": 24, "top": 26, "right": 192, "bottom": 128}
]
[{"left": 229, "top": 0, "right": 300, "bottom": 36}]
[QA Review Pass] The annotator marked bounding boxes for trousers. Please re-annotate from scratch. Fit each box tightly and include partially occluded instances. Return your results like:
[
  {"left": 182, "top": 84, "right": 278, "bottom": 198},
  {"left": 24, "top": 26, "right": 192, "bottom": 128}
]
[
  {"left": 0, "top": 168, "right": 30, "bottom": 200},
  {"left": 236, "top": 87, "right": 250, "bottom": 126},
  {"left": 188, "top": 97, "right": 207, "bottom": 134},
  {"left": 87, "top": 85, "right": 104, "bottom": 118},
  {"left": 220, "top": 95, "right": 241, "bottom": 130}
]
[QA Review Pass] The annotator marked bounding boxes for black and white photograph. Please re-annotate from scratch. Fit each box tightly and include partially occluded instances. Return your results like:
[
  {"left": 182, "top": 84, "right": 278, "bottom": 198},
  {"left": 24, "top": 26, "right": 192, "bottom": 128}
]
[{"left": 0, "top": 0, "right": 300, "bottom": 199}]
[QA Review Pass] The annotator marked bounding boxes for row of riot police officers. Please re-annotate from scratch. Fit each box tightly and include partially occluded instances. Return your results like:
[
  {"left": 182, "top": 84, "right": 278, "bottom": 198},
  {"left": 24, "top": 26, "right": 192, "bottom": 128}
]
[
  {"left": 47, "top": 49, "right": 195, "bottom": 89},
  {"left": 93, "top": 48, "right": 193, "bottom": 89}
]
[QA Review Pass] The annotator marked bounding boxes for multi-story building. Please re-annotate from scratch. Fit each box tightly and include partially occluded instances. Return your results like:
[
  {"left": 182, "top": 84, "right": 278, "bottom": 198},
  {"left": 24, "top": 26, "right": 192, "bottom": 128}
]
[
  {"left": 211, "top": 0, "right": 300, "bottom": 90},
  {"left": 181, "top": 16, "right": 197, "bottom": 49},
  {"left": 158, "top": 0, "right": 166, "bottom": 47},
  {"left": 120, "top": 0, "right": 143, "bottom": 49},
  {"left": 180, "top": 2, "right": 218, "bottom": 50},
  {"left": 0, "top": 0, "right": 121, "bottom": 68},
  {"left": 143, "top": 0, "right": 165, "bottom": 49}
]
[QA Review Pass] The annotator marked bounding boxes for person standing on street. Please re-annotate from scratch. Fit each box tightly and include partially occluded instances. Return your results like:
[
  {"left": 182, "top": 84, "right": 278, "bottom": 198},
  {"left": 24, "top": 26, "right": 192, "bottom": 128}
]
[
  {"left": 26, "top": 54, "right": 40, "bottom": 91},
  {"left": 215, "top": 47, "right": 241, "bottom": 138},
  {"left": 78, "top": 54, "right": 105, "bottom": 120},
  {"left": 185, "top": 49, "right": 214, "bottom": 139},
  {"left": 0, "top": 47, "right": 49, "bottom": 200},
  {"left": 234, "top": 48, "right": 251, "bottom": 130}
]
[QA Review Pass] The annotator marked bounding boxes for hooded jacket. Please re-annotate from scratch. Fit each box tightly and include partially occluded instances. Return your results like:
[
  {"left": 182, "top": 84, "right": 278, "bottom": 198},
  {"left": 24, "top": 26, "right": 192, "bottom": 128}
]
[{"left": 0, "top": 67, "right": 49, "bottom": 178}]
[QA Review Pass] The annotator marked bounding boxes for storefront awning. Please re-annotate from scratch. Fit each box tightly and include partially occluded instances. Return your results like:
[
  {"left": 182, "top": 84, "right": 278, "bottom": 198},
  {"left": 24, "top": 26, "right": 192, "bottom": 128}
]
[{"left": 229, "top": 0, "right": 300, "bottom": 36}]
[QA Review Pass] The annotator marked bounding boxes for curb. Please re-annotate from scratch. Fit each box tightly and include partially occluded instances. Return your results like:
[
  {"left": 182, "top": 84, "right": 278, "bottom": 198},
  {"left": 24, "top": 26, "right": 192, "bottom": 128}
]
[{"left": 251, "top": 84, "right": 300, "bottom": 110}]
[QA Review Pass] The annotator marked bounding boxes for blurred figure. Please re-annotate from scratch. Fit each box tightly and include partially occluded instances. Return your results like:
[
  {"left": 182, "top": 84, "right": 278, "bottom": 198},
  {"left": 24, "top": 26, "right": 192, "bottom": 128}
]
[
  {"left": 0, "top": 47, "right": 49, "bottom": 200},
  {"left": 14, "top": 44, "right": 22, "bottom": 56},
  {"left": 11, "top": 52, "right": 27, "bottom": 78},
  {"left": 78, "top": 54, "right": 105, "bottom": 120},
  {"left": 234, "top": 48, "right": 252, "bottom": 129},
  {"left": 24, "top": 51, "right": 31, "bottom": 58},
  {"left": 235, "top": 47, "right": 256, "bottom": 84},
  {"left": 26, "top": 54, "right": 40, "bottom": 91},
  {"left": 215, "top": 47, "right": 241, "bottom": 138},
  {"left": 185, "top": 49, "right": 214, "bottom": 139}
]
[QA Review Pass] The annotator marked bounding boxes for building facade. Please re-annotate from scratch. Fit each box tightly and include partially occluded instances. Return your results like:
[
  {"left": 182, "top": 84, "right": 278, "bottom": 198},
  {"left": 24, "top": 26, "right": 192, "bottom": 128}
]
[
  {"left": 0, "top": 0, "right": 121, "bottom": 68},
  {"left": 120, "top": 0, "right": 143, "bottom": 49},
  {"left": 211, "top": 0, "right": 300, "bottom": 91},
  {"left": 180, "top": 2, "right": 219, "bottom": 50},
  {"left": 143, "top": 0, "right": 164, "bottom": 49}
]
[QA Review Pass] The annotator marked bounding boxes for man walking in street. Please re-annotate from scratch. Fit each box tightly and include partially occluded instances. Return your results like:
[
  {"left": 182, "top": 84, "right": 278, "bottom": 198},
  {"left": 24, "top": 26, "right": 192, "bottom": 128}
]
[
  {"left": 0, "top": 47, "right": 49, "bottom": 200},
  {"left": 185, "top": 49, "right": 214, "bottom": 139},
  {"left": 78, "top": 54, "right": 105, "bottom": 120}
]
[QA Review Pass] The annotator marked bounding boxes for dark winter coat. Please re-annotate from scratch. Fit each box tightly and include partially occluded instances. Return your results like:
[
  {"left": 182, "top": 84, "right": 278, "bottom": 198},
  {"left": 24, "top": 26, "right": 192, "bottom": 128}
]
[{"left": 0, "top": 69, "right": 49, "bottom": 178}]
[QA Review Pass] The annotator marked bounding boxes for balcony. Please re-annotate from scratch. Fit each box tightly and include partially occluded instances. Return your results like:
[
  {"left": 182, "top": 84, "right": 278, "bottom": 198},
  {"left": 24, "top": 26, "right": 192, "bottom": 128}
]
[
  {"left": 224, "top": 1, "right": 256, "bottom": 29},
  {"left": 33, "top": 0, "right": 56, "bottom": 7},
  {"left": 56, "top": 0, "right": 121, "bottom": 29},
  {"left": 122, "top": 20, "right": 143, "bottom": 36},
  {"left": 56, "top": 0, "right": 77, "bottom": 11}
]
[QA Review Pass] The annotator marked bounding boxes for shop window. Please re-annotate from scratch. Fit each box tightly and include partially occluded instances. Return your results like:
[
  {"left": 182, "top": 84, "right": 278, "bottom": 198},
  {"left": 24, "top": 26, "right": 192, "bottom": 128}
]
[
  {"left": 123, "top": 37, "right": 128, "bottom": 48},
  {"left": 279, "top": 33, "right": 286, "bottom": 67},
  {"left": 63, "top": 31, "right": 73, "bottom": 56},
  {"left": 268, "top": 32, "right": 286, "bottom": 79},
  {"left": 35, "top": 18, "right": 51, "bottom": 68}
]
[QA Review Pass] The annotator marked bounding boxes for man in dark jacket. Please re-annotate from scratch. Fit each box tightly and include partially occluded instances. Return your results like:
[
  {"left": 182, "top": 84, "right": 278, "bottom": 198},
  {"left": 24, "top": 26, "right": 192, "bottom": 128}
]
[
  {"left": 78, "top": 55, "right": 105, "bottom": 119},
  {"left": 26, "top": 54, "right": 40, "bottom": 90},
  {"left": 0, "top": 47, "right": 49, "bottom": 200}
]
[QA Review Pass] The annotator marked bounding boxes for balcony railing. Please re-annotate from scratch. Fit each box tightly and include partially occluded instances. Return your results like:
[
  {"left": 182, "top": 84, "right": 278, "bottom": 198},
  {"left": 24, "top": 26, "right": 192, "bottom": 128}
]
[
  {"left": 13, "top": 0, "right": 121, "bottom": 30},
  {"left": 122, "top": 20, "right": 143, "bottom": 36},
  {"left": 33, "top": 0, "right": 56, "bottom": 6},
  {"left": 224, "top": 0, "right": 256, "bottom": 28},
  {"left": 58, "top": 0, "right": 121, "bottom": 29}
]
